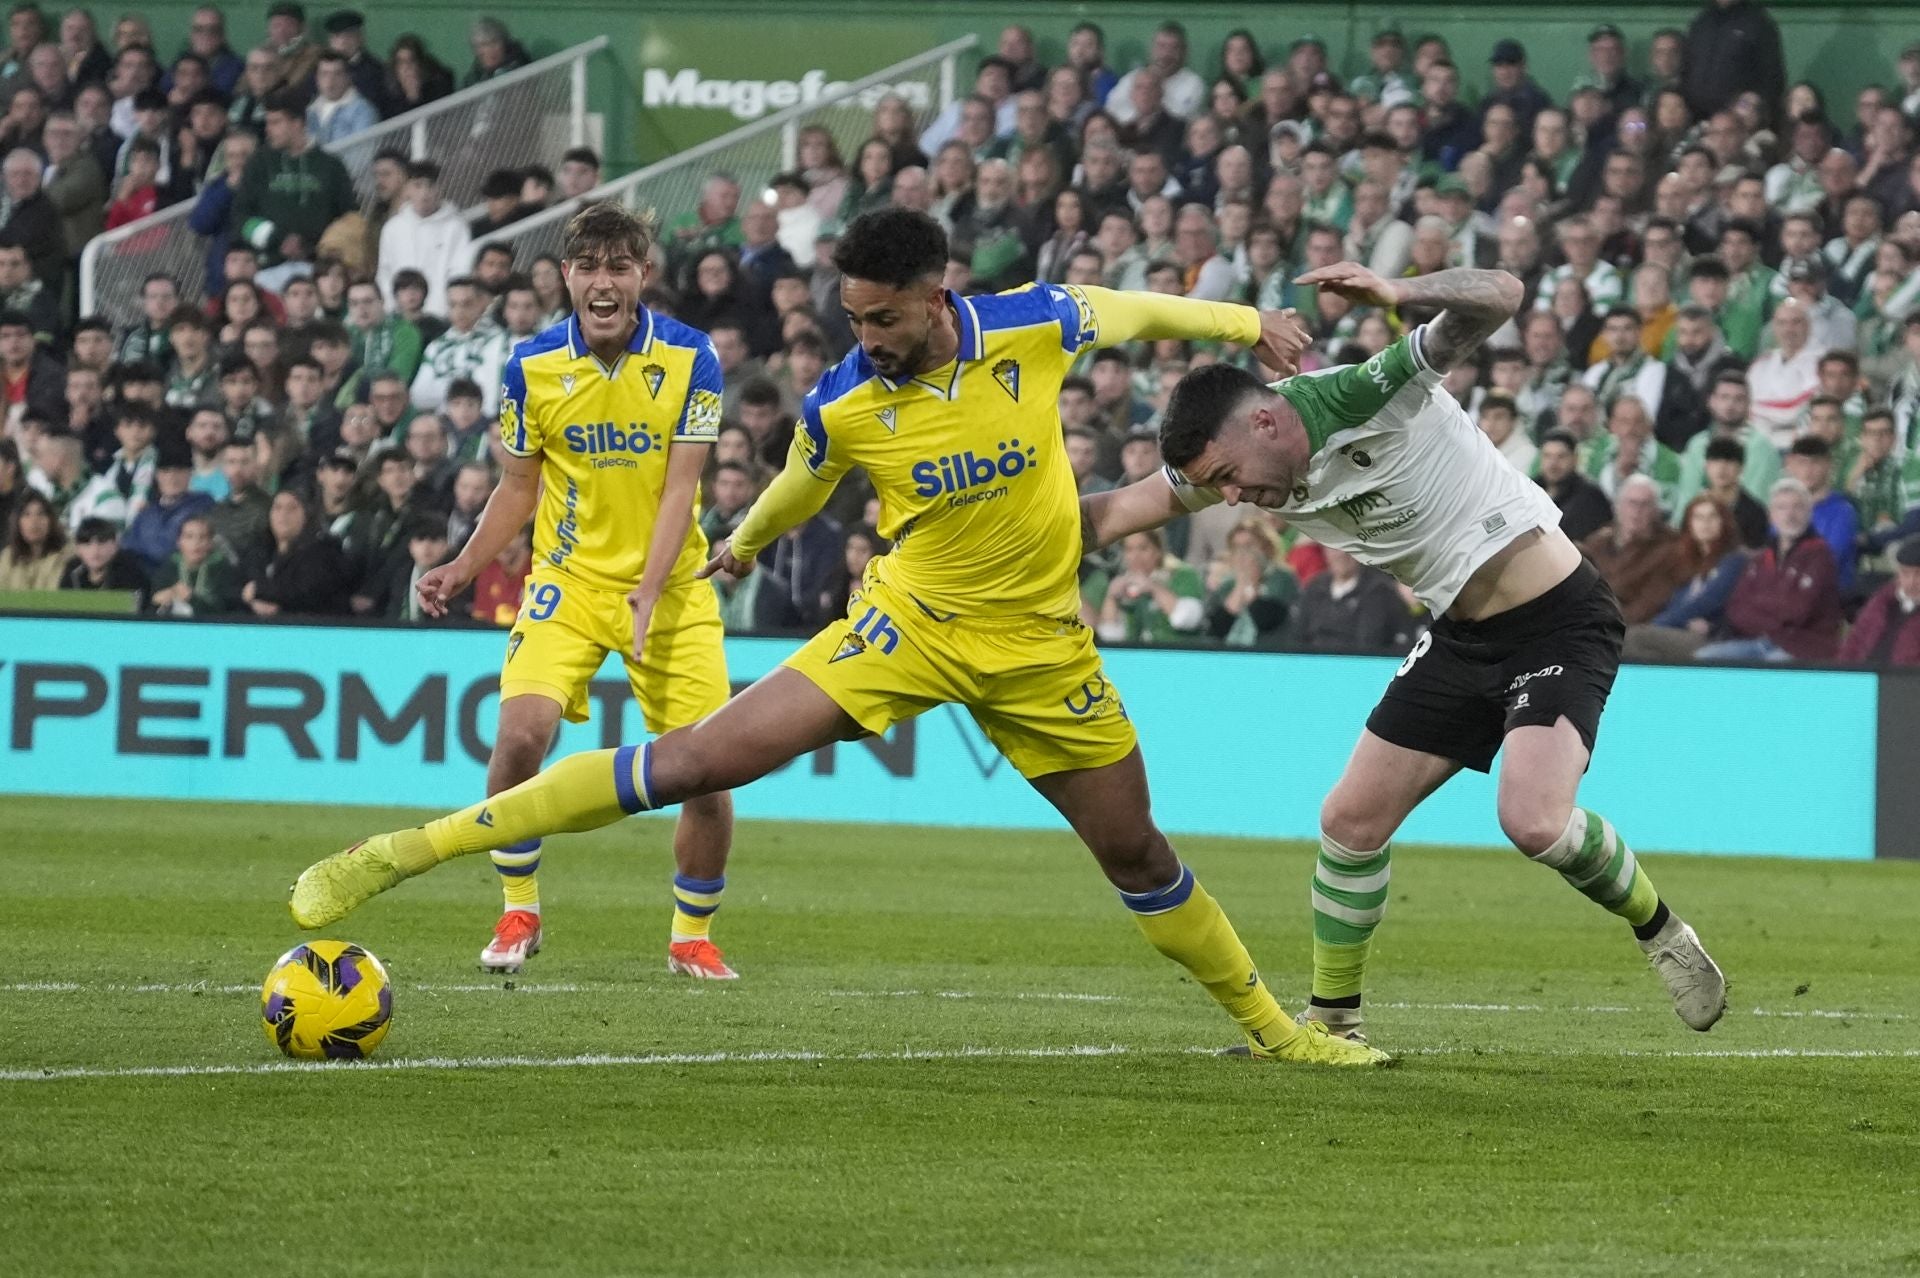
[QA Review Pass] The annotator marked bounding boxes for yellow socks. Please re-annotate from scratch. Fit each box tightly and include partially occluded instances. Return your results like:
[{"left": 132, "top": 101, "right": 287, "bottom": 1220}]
[
  {"left": 423, "top": 744, "right": 655, "bottom": 860},
  {"left": 491, "top": 841, "right": 543, "bottom": 913},
  {"left": 670, "top": 875, "right": 724, "bottom": 943},
  {"left": 1121, "top": 865, "right": 1299, "bottom": 1049}
]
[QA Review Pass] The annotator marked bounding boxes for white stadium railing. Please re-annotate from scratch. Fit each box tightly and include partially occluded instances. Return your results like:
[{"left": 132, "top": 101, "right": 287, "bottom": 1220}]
[
  {"left": 78, "top": 36, "right": 609, "bottom": 319},
  {"left": 471, "top": 36, "right": 978, "bottom": 270}
]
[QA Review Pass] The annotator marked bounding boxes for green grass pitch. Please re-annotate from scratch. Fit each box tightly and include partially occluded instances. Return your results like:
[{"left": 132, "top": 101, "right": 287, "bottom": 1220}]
[{"left": 4, "top": 795, "right": 1918, "bottom": 1276}]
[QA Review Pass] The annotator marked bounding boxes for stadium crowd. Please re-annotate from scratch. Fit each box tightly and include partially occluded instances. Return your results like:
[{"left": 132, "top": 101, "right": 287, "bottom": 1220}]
[{"left": 1, "top": 2, "right": 1918, "bottom": 666}]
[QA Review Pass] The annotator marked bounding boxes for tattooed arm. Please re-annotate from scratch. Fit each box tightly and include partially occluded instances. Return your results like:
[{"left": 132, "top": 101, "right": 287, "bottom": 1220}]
[{"left": 1295, "top": 263, "right": 1524, "bottom": 372}]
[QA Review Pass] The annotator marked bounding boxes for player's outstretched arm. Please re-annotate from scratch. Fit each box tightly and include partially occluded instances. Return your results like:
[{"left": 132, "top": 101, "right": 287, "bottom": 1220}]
[
  {"left": 417, "top": 451, "right": 540, "bottom": 618},
  {"left": 1295, "top": 263, "right": 1522, "bottom": 372},
  {"left": 1075, "top": 286, "right": 1310, "bottom": 377},
  {"left": 1079, "top": 473, "right": 1192, "bottom": 555}
]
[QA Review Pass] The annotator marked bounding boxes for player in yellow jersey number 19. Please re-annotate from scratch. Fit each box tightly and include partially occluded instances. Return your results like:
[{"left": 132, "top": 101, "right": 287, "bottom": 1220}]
[
  {"left": 410, "top": 202, "right": 739, "bottom": 981},
  {"left": 293, "top": 208, "right": 1389, "bottom": 1067}
]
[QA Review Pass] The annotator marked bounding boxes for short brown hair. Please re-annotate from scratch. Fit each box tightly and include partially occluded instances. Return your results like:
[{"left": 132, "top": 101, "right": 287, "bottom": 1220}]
[{"left": 562, "top": 200, "right": 657, "bottom": 264}]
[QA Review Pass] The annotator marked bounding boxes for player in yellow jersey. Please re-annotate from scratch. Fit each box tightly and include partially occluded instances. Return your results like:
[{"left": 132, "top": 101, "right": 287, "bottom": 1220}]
[
  {"left": 409, "top": 202, "right": 739, "bottom": 980},
  {"left": 293, "top": 209, "right": 1389, "bottom": 1066}
]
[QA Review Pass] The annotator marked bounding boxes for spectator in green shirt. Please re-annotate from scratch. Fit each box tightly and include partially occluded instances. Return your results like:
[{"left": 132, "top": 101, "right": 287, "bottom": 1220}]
[
  {"left": 230, "top": 89, "right": 356, "bottom": 267},
  {"left": 1097, "top": 528, "right": 1205, "bottom": 644},
  {"left": 1844, "top": 409, "right": 1920, "bottom": 536},
  {"left": 1678, "top": 256, "right": 1764, "bottom": 360},
  {"left": 666, "top": 172, "right": 744, "bottom": 276},
  {"left": 346, "top": 278, "right": 422, "bottom": 391},
  {"left": 148, "top": 513, "right": 243, "bottom": 615}
]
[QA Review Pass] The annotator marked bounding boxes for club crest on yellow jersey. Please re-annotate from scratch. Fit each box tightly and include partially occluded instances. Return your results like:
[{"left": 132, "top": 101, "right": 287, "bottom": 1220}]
[
  {"left": 992, "top": 358, "right": 1020, "bottom": 402},
  {"left": 643, "top": 363, "right": 667, "bottom": 398}
]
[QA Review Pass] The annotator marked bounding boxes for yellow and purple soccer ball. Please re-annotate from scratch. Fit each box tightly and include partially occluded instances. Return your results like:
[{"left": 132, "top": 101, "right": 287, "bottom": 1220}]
[{"left": 261, "top": 940, "right": 393, "bottom": 1060}]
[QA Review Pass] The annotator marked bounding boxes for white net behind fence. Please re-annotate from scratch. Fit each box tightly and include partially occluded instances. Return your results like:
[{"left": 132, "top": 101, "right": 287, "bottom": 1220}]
[
  {"left": 79, "top": 36, "right": 608, "bottom": 320},
  {"left": 475, "top": 38, "right": 976, "bottom": 276}
]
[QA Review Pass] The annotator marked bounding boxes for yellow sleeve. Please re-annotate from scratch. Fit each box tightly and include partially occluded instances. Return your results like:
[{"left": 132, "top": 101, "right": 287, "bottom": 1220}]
[
  {"left": 729, "top": 438, "right": 837, "bottom": 563},
  {"left": 1076, "top": 285, "right": 1262, "bottom": 349}
]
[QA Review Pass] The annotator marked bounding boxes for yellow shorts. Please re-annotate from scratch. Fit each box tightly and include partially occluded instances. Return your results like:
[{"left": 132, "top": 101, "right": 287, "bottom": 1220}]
[
  {"left": 784, "top": 579, "right": 1136, "bottom": 780},
  {"left": 500, "top": 570, "right": 729, "bottom": 731}
]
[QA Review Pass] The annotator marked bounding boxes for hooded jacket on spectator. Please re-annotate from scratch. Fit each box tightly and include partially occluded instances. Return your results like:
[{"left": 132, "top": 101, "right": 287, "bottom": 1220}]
[
  {"left": 230, "top": 142, "right": 357, "bottom": 264},
  {"left": 377, "top": 203, "right": 474, "bottom": 316},
  {"left": 1722, "top": 529, "right": 1841, "bottom": 660}
]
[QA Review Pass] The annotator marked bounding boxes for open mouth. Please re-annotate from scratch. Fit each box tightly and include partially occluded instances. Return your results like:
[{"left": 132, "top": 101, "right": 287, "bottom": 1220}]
[{"left": 586, "top": 298, "right": 621, "bottom": 321}]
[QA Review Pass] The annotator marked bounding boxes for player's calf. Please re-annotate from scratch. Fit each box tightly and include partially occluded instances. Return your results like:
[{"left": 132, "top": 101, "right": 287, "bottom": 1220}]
[
  {"left": 1524, "top": 807, "right": 1728, "bottom": 1030},
  {"left": 1308, "top": 830, "right": 1392, "bottom": 1034}
]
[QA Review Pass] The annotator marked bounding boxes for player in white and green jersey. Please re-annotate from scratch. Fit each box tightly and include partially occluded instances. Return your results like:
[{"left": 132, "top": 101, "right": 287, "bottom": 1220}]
[{"left": 1082, "top": 263, "right": 1728, "bottom": 1043}]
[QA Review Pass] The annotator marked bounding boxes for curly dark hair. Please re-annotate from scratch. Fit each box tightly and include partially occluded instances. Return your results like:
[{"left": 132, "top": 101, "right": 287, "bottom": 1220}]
[
  {"left": 832, "top": 208, "right": 948, "bottom": 288},
  {"left": 1158, "top": 362, "right": 1269, "bottom": 470}
]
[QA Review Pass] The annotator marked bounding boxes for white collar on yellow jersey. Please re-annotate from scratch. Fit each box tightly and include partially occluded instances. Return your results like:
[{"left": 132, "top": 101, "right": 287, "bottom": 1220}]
[
  {"left": 869, "top": 290, "right": 986, "bottom": 399},
  {"left": 562, "top": 307, "right": 657, "bottom": 370}
]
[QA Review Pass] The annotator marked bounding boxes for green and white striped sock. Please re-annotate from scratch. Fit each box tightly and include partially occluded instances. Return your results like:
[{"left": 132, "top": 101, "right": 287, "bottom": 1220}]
[
  {"left": 1531, "top": 808, "right": 1659, "bottom": 927},
  {"left": 1311, "top": 834, "right": 1391, "bottom": 1004}
]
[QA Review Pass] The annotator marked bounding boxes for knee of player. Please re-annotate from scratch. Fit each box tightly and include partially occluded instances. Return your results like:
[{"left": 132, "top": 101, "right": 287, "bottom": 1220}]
[
  {"left": 1320, "top": 792, "right": 1393, "bottom": 853},
  {"left": 1090, "top": 823, "right": 1174, "bottom": 882},
  {"left": 490, "top": 729, "right": 551, "bottom": 782},
  {"left": 1498, "top": 797, "right": 1573, "bottom": 858},
  {"left": 647, "top": 733, "right": 715, "bottom": 801}
]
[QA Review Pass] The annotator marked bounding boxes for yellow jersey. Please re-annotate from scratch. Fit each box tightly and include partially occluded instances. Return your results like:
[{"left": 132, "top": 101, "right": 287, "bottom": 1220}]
[
  {"left": 499, "top": 308, "right": 723, "bottom": 594},
  {"left": 731, "top": 284, "right": 1260, "bottom": 619}
]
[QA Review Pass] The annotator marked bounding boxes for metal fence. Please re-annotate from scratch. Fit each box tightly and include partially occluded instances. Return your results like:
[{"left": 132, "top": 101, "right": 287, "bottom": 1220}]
[
  {"left": 78, "top": 36, "right": 609, "bottom": 320},
  {"left": 471, "top": 37, "right": 976, "bottom": 273}
]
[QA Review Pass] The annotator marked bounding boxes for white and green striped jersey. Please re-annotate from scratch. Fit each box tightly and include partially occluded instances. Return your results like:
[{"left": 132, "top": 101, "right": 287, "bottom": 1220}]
[
  {"left": 1533, "top": 260, "right": 1624, "bottom": 313},
  {"left": 1163, "top": 327, "right": 1562, "bottom": 614}
]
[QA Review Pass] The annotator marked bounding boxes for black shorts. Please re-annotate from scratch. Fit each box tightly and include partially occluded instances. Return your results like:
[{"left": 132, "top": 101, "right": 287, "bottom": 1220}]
[{"left": 1365, "top": 558, "right": 1625, "bottom": 773}]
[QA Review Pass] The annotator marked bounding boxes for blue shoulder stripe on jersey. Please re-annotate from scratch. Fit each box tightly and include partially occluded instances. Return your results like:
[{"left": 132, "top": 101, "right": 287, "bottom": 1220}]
[
  {"left": 798, "top": 350, "right": 879, "bottom": 477},
  {"left": 966, "top": 284, "right": 1089, "bottom": 352},
  {"left": 952, "top": 289, "right": 984, "bottom": 360},
  {"left": 810, "top": 348, "right": 880, "bottom": 407}
]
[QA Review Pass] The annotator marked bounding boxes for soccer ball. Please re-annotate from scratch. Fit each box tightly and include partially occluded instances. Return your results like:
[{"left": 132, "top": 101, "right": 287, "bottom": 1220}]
[{"left": 261, "top": 940, "right": 393, "bottom": 1060}]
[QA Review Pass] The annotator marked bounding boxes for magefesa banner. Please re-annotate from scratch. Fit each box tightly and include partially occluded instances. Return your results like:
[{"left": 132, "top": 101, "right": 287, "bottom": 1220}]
[
  {"left": 631, "top": 19, "right": 937, "bottom": 155},
  {"left": 0, "top": 614, "right": 1880, "bottom": 858}
]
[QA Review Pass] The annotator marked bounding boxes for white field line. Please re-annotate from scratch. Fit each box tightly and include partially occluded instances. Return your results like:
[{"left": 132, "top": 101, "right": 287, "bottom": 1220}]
[
  {"left": 0, "top": 982, "right": 1902, "bottom": 1022},
  {"left": 8, "top": 1042, "right": 1920, "bottom": 1085},
  {"left": 0, "top": 1044, "right": 1135, "bottom": 1083}
]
